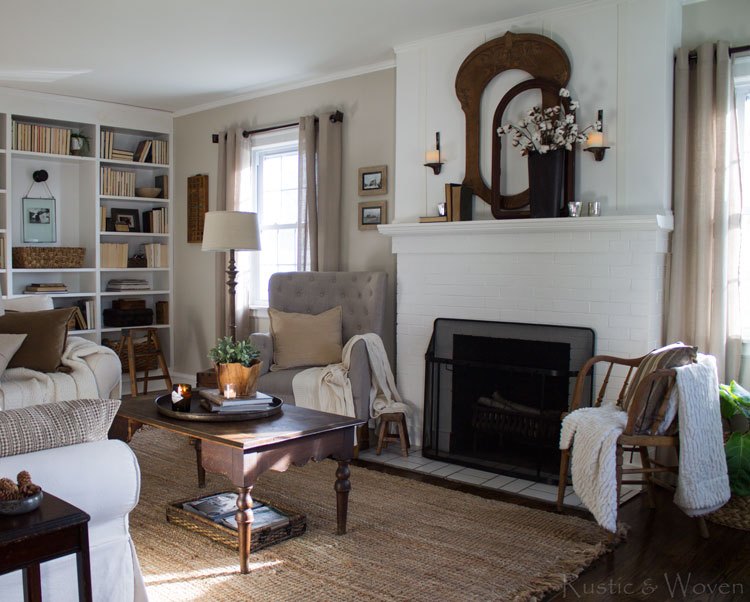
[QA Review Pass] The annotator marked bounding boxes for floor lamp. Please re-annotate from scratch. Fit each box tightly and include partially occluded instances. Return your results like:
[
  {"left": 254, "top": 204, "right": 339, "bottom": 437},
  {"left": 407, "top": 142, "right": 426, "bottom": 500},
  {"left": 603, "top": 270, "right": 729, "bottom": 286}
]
[{"left": 202, "top": 211, "right": 261, "bottom": 341}]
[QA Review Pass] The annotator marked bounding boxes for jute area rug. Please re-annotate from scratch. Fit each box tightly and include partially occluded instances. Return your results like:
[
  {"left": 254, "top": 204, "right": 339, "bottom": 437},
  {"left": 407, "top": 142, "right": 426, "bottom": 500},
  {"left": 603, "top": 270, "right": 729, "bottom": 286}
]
[{"left": 129, "top": 427, "right": 611, "bottom": 602}]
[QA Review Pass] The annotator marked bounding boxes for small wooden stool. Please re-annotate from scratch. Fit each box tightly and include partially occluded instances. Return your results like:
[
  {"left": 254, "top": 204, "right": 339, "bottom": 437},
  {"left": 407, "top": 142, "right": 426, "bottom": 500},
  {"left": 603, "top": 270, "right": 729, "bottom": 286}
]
[{"left": 376, "top": 412, "right": 410, "bottom": 457}]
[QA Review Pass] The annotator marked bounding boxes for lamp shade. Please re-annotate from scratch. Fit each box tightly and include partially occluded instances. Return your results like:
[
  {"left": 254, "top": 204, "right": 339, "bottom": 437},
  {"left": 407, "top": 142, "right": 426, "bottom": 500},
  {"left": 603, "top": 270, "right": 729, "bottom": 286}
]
[{"left": 201, "top": 211, "right": 261, "bottom": 251}]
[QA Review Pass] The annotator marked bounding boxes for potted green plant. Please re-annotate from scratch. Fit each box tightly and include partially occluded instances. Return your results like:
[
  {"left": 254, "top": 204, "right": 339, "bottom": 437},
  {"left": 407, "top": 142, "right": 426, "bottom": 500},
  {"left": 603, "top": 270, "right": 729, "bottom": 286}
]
[
  {"left": 70, "top": 131, "right": 90, "bottom": 156},
  {"left": 720, "top": 381, "right": 750, "bottom": 497},
  {"left": 208, "top": 337, "right": 262, "bottom": 397}
]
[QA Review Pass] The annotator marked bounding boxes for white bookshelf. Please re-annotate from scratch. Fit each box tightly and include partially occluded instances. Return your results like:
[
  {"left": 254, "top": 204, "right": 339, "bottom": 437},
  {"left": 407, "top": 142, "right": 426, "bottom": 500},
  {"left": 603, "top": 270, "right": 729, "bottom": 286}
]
[{"left": 0, "top": 103, "right": 173, "bottom": 363}]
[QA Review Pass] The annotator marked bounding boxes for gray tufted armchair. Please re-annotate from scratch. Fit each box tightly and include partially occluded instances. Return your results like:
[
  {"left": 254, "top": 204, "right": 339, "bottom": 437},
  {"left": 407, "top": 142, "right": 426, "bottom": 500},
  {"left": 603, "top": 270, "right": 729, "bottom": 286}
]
[{"left": 250, "top": 271, "right": 388, "bottom": 434}]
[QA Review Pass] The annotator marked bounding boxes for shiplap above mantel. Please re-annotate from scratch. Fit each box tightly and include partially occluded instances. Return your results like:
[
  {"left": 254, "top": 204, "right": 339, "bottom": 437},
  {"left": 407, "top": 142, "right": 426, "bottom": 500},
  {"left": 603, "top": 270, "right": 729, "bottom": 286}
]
[{"left": 378, "top": 214, "right": 674, "bottom": 238}]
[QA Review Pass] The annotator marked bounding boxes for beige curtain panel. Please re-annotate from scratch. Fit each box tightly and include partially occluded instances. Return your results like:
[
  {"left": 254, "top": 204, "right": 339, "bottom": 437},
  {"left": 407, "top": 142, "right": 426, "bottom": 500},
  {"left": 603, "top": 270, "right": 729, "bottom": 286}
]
[
  {"left": 297, "top": 113, "right": 343, "bottom": 271},
  {"left": 215, "top": 128, "right": 251, "bottom": 339},
  {"left": 667, "top": 42, "right": 743, "bottom": 382}
]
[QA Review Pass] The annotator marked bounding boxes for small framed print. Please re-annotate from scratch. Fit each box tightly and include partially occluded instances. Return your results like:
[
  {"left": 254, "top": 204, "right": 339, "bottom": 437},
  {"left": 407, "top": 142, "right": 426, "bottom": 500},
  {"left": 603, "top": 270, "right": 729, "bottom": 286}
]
[
  {"left": 358, "top": 200, "right": 387, "bottom": 231},
  {"left": 111, "top": 208, "right": 141, "bottom": 232},
  {"left": 22, "top": 196, "right": 56, "bottom": 243},
  {"left": 358, "top": 165, "right": 387, "bottom": 196}
]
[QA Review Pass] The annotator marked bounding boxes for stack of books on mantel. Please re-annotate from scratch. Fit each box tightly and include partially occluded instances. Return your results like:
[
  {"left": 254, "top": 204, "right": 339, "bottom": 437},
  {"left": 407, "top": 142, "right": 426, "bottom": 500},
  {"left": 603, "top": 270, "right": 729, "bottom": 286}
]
[
  {"left": 199, "top": 389, "right": 274, "bottom": 413},
  {"left": 24, "top": 283, "right": 68, "bottom": 294},
  {"left": 106, "top": 278, "right": 150, "bottom": 292}
]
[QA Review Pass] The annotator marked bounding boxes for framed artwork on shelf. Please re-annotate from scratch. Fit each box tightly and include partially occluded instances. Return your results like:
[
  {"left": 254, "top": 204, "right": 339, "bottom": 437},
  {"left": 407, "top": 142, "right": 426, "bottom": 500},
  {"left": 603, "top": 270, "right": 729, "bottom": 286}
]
[
  {"left": 358, "top": 200, "right": 387, "bottom": 231},
  {"left": 111, "top": 208, "right": 141, "bottom": 232},
  {"left": 22, "top": 196, "right": 56, "bottom": 243},
  {"left": 358, "top": 165, "right": 387, "bottom": 196}
]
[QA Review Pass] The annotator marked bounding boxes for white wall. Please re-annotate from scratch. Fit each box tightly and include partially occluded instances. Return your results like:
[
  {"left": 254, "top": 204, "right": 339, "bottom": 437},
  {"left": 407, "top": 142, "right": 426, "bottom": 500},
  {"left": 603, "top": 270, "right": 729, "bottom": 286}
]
[
  {"left": 394, "top": 0, "right": 683, "bottom": 223},
  {"left": 172, "top": 69, "right": 396, "bottom": 378},
  {"left": 682, "top": 0, "right": 750, "bottom": 48}
]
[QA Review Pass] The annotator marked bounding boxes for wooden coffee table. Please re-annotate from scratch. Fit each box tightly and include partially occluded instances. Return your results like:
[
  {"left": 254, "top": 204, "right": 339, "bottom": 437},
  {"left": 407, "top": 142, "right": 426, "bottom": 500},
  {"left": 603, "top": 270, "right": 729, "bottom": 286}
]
[{"left": 109, "top": 395, "right": 364, "bottom": 574}]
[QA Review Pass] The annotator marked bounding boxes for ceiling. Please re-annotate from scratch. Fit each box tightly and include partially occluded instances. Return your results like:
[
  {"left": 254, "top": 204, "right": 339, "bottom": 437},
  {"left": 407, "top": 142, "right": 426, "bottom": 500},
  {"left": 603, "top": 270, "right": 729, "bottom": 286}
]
[{"left": 0, "top": 0, "right": 589, "bottom": 114}]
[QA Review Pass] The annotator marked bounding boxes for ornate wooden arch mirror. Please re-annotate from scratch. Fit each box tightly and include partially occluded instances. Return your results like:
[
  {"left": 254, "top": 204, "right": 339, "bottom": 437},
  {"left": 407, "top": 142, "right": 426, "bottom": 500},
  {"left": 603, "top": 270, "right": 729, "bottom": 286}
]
[{"left": 455, "top": 32, "right": 572, "bottom": 217}]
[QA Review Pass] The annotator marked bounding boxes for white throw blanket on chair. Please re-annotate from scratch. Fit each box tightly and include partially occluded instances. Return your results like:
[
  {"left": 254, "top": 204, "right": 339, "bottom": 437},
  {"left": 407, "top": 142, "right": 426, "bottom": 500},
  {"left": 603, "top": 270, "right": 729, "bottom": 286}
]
[
  {"left": 560, "top": 404, "right": 626, "bottom": 533},
  {"left": 292, "top": 333, "right": 408, "bottom": 418},
  {"left": 670, "top": 355, "right": 730, "bottom": 516},
  {"left": 560, "top": 354, "right": 730, "bottom": 532}
]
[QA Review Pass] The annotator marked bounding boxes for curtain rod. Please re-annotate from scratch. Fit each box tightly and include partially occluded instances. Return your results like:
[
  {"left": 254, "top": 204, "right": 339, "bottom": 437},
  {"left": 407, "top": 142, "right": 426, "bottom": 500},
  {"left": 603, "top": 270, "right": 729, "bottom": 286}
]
[
  {"left": 211, "top": 110, "right": 344, "bottom": 143},
  {"left": 687, "top": 43, "right": 750, "bottom": 60}
]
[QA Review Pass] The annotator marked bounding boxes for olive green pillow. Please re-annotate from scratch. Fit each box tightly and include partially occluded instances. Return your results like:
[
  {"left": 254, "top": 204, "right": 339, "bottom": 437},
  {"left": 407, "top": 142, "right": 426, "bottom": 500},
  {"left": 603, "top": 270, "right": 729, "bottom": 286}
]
[
  {"left": 0, "top": 307, "right": 75, "bottom": 372},
  {"left": 268, "top": 306, "right": 343, "bottom": 371}
]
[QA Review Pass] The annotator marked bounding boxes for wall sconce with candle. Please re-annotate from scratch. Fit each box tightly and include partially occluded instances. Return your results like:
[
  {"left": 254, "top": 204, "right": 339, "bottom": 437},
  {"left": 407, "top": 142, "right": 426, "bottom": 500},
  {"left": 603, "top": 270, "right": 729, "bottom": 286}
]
[
  {"left": 424, "top": 132, "right": 444, "bottom": 174},
  {"left": 584, "top": 110, "right": 610, "bottom": 161}
]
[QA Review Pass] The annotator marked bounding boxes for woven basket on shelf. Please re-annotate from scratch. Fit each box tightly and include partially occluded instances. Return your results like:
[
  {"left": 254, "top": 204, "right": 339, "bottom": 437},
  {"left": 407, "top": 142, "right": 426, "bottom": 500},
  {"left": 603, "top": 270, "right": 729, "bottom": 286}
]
[
  {"left": 102, "top": 337, "right": 159, "bottom": 372},
  {"left": 12, "top": 247, "right": 85, "bottom": 269}
]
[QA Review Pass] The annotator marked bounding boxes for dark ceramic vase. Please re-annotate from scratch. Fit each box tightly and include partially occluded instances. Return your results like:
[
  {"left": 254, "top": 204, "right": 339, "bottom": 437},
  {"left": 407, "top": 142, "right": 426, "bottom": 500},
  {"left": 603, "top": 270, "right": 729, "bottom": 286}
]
[{"left": 527, "top": 149, "right": 565, "bottom": 218}]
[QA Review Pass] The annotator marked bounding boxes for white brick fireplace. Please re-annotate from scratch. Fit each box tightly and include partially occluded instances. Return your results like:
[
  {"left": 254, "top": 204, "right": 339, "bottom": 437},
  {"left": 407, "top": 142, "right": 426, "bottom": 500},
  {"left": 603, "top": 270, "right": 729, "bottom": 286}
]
[{"left": 379, "top": 214, "right": 673, "bottom": 446}]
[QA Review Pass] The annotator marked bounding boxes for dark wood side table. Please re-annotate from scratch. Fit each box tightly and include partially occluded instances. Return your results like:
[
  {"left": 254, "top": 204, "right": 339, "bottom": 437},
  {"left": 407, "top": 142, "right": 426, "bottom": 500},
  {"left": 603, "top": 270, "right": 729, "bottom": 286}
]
[{"left": 0, "top": 492, "right": 93, "bottom": 602}]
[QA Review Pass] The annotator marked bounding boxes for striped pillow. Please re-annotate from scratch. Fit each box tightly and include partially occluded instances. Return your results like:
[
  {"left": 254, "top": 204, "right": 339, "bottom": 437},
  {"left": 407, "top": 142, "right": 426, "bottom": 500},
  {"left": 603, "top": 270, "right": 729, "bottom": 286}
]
[
  {"left": 0, "top": 399, "right": 121, "bottom": 458},
  {"left": 622, "top": 342, "right": 697, "bottom": 434}
]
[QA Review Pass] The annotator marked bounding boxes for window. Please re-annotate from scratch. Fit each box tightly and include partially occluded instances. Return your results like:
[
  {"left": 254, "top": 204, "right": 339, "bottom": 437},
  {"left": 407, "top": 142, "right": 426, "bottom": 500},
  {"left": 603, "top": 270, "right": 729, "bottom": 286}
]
[
  {"left": 237, "top": 128, "right": 305, "bottom": 306},
  {"left": 735, "top": 64, "right": 749, "bottom": 340}
]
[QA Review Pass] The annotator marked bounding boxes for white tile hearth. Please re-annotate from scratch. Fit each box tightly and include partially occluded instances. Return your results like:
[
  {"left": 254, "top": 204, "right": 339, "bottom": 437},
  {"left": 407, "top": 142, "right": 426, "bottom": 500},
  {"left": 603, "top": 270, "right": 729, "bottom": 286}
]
[{"left": 359, "top": 446, "right": 643, "bottom": 509}]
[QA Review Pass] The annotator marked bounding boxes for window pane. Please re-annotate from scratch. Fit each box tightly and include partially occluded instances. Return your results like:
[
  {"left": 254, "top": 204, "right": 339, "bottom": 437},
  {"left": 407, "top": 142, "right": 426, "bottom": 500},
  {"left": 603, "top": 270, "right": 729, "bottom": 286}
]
[
  {"left": 281, "top": 153, "right": 297, "bottom": 190},
  {"left": 263, "top": 155, "right": 281, "bottom": 191},
  {"left": 280, "top": 189, "right": 298, "bottom": 224},
  {"left": 261, "top": 190, "right": 281, "bottom": 226},
  {"left": 277, "top": 228, "right": 296, "bottom": 265}
]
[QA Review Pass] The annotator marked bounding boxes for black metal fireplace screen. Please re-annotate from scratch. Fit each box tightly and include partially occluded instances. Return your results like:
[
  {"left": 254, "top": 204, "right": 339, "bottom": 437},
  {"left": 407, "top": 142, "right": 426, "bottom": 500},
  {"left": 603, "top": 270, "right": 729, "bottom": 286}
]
[{"left": 422, "top": 319, "right": 594, "bottom": 484}]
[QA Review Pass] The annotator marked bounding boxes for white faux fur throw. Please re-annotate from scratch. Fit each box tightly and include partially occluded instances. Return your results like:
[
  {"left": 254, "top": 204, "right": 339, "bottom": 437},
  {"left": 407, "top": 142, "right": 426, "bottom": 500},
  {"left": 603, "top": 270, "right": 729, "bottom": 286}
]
[
  {"left": 670, "top": 355, "right": 730, "bottom": 516},
  {"left": 560, "top": 404, "right": 626, "bottom": 533},
  {"left": 0, "top": 337, "right": 113, "bottom": 411},
  {"left": 292, "top": 333, "right": 408, "bottom": 419}
]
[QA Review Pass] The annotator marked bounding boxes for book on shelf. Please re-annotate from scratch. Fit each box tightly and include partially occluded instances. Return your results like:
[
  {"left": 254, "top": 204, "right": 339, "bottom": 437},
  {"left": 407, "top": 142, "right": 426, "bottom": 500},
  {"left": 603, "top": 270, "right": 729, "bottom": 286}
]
[
  {"left": 134, "top": 139, "right": 152, "bottom": 162},
  {"left": 24, "top": 283, "right": 68, "bottom": 293},
  {"left": 418, "top": 215, "right": 449, "bottom": 223},
  {"left": 444, "top": 183, "right": 473, "bottom": 222},
  {"left": 65, "top": 307, "right": 88, "bottom": 331},
  {"left": 106, "top": 278, "right": 150, "bottom": 291},
  {"left": 143, "top": 243, "right": 168, "bottom": 268},
  {"left": 142, "top": 208, "right": 168, "bottom": 233},
  {"left": 100, "top": 243, "right": 129, "bottom": 268},
  {"left": 76, "top": 299, "right": 94, "bottom": 329},
  {"left": 154, "top": 175, "right": 169, "bottom": 199},
  {"left": 100, "top": 166, "right": 136, "bottom": 197},
  {"left": 111, "top": 149, "right": 134, "bottom": 161},
  {"left": 12, "top": 121, "right": 72, "bottom": 155}
]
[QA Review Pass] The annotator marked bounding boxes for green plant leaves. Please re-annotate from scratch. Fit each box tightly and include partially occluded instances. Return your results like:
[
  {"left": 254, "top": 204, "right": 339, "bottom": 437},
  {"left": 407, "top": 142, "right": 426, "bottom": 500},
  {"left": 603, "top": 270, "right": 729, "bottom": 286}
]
[
  {"left": 719, "top": 381, "right": 750, "bottom": 421},
  {"left": 207, "top": 336, "right": 260, "bottom": 367},
  {"left": 725, "top": 432, "right": 750, "bottom": 497}
]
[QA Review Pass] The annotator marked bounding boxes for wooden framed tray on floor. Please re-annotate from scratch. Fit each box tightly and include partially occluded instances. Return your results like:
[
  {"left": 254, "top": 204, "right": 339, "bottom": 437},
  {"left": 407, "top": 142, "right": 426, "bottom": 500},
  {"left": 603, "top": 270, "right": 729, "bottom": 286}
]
[{"left": 166, "top": 491, "right": 306, "bottom": 552}]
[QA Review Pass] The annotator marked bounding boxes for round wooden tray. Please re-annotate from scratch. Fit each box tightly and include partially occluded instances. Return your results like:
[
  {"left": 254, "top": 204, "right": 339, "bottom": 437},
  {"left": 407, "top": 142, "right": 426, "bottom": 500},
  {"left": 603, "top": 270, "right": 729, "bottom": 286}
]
[{"left": 154, "top": 394, "right": 283, "bottom": 422}]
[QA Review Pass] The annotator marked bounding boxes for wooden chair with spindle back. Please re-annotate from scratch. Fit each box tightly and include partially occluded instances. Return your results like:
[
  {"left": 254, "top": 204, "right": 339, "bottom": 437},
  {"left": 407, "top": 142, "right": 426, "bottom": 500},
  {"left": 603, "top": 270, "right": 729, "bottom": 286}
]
[{"left": 556, "top": 344, "right": 710, "bottom": 538}]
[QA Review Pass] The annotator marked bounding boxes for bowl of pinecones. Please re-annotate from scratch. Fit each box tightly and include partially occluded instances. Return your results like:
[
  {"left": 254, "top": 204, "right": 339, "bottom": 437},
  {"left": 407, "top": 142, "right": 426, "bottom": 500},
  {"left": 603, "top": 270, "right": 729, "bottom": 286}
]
[{"left": 0, "top": 471, "right": 43, "bottom": 515}]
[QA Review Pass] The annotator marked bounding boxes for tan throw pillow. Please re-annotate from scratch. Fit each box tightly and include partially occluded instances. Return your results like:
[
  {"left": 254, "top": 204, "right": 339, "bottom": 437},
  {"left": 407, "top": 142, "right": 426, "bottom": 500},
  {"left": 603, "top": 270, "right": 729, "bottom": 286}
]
[
  {"left": 0, "top": 307, "right": 75, "bottom": 372},
  {"left": 0, "top": 334, "right": 27, "bottom": 376},
  {"left": 269, "top": 306, "right": 343, "bottom": 371},
  {"left": 0, "top": 399, "right": 121, "bottom": 458}
]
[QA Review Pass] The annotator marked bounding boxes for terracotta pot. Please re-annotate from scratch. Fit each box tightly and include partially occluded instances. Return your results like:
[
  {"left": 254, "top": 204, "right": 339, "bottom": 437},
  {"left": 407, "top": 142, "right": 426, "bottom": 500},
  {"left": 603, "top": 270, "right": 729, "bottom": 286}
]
[{"left": 215, "top": 360, "right": 262, "bottom": 397}]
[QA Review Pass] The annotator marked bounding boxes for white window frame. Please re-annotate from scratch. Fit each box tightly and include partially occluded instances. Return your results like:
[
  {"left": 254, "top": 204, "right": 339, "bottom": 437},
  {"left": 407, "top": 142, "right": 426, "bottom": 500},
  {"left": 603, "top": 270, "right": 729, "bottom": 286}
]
[
  {"left": 734, "top": 66, "right": 749, "bottom": 342},
  {"left": 239, "top": 127, "right": 300, "bottom": 308}
]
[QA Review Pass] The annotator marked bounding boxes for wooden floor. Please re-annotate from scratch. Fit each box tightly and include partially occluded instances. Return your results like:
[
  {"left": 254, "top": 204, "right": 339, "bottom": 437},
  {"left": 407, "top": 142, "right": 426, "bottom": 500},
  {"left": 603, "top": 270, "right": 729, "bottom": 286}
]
[{"left": 355, "top": 458, "right": 750, "bottom": 601}]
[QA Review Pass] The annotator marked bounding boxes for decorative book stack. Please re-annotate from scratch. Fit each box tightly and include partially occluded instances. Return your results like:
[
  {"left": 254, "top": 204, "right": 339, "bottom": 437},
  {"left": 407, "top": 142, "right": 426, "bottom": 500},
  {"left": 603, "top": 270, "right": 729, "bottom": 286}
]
[{"left": 199, "top": 390, "right": 275, "bottom": 413}]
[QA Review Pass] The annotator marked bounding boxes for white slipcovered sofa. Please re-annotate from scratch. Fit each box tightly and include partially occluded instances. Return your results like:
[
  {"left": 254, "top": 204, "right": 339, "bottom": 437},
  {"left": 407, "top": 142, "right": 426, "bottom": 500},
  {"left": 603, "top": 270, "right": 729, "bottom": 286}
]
[{"left": 0, "top": 296, "right": 121, "bottom": 410}]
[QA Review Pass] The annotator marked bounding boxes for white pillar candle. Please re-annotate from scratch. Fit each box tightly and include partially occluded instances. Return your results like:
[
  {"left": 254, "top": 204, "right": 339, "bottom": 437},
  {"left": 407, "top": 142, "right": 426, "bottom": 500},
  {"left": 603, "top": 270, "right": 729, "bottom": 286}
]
[
  {"left": 425, "top": 150, "right": 440, "bottom": 164},
  {"left": 586, "top": 131, "right": 604, "bottom": 147},
  {"left": 224, "top": 384, "right": 237, "bottom": 399}
]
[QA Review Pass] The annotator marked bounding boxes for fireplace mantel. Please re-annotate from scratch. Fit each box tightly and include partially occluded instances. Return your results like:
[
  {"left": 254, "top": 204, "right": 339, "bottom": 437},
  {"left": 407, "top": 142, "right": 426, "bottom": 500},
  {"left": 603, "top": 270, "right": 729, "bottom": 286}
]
[{"left": 378, "top": 213, "right": 673, "bottom": 238}]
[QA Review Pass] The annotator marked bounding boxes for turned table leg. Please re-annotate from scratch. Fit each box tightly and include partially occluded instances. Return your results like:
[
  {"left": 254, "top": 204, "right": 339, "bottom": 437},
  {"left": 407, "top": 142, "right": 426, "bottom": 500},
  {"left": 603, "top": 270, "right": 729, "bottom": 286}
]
[
  {"left": 236, "top": 486, "right": 254, "bottom": 574},
  {"left": 335, "top": 460, "right": 351, "bottom": 535}
]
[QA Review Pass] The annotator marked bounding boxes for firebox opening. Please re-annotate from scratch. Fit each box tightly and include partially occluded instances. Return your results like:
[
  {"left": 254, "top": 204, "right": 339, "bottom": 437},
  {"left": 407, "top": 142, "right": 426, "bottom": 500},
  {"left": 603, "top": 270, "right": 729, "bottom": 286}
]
[{"left": 423, "top": 319, "right": 594, "bottom": 484}]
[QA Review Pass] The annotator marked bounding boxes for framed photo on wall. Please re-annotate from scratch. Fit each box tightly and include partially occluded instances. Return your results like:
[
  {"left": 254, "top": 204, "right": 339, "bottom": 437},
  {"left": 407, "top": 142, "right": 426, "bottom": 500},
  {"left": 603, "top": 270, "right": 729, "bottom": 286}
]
[
  {"left": 358, "top": 200, "right": 387, "bottom": 230},
  {"left": 358, "top": 165, "right": 388, "bottom": 196},
  {"left": 22, "top": 196, "right": 56, "bottom": 243}
]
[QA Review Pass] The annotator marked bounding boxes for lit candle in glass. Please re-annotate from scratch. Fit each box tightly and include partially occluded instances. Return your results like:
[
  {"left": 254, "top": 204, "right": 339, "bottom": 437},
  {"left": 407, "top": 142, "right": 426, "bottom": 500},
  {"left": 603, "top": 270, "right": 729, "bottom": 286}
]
[
  {"left": 224, "top": 383, "right": 237, "bottom": 399},
  {"left": 171, "top": 384, "right": 192, "bottom": 411}
]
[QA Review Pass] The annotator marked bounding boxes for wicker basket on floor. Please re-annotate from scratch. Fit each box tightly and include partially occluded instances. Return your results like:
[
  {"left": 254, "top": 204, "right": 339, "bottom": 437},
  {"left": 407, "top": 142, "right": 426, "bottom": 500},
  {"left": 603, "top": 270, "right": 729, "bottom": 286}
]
[
  {"left": 12, "top": 247, "right": 85, "bottom": 269},
  {"left": 166, "top": 494, "right": 306, "bottom": 551},
  {"left": 708, "top": 495, "right": 750, "bottom": 531}
]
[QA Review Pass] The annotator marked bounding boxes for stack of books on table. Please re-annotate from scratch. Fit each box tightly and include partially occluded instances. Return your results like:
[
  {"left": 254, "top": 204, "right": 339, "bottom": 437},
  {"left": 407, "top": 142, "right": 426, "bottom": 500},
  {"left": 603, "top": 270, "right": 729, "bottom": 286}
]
[
  {"left": 106, "top": 278, "right": 150, "bottom": 291},
  {"left": 199, "top": 390, "right": 275, "bottom": 413},
  {"left": 24, "top": 283, "right": 68, "bottom": 294}
]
